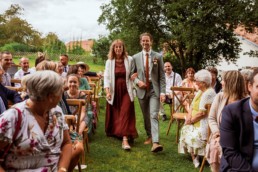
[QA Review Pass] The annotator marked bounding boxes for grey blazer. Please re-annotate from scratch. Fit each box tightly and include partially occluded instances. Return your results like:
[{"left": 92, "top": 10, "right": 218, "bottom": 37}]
[{"left": 131, "top": 50, "right": 166, "bottom": 99}]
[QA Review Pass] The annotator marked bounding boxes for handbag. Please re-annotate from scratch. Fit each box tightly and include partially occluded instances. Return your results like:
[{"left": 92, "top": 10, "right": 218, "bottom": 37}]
[{"left": 0, "top": 107, "right": 22, "bottom": 165}]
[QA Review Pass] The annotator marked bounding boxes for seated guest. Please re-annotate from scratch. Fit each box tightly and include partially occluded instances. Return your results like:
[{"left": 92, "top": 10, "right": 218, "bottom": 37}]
[
  {"left": 206, "top": 70, "right": 246, "bottom": 172},
  {"left": 64, "top": 74, "right": 88, "bottom": 170},
  {"left": 0, "top": 67, "right": 22, "bottom": 111},
  {"left": 0, "top": 51, "right": 13, "bottom": 86},
  {"left": 64, "top": 74, "right": 88, "bottom": 134},
  {"left": 182, "top": 67, "right": 195, "bottom": 88},
  {"left": 178, "top": 69, "right": 216, "bottom": 168},
  {"left": 181, "top": 67, "right": 196, "bottom": 112},
  {"left": 68, "top": 65, "right": 91, "bottom": 90},
  {"left": 159, "top": 61, "right": 182, "bottom": 121},
  {"left": 220, "top": 68, "right": 258, "bottom": 171},
  {"left": 206, "top": 66, "right": 222, "bottom": 93},
  {"left": 0, "top": 71, "right": 72, "bottom": 171},
  {"left": 14, "top": 57, "right": 35, "bottom": 87}
]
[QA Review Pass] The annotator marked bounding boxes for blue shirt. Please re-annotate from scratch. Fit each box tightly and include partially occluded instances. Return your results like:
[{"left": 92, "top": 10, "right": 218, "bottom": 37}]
[{"left": 249, "top": 99, "right": 258, "bottom": 171}]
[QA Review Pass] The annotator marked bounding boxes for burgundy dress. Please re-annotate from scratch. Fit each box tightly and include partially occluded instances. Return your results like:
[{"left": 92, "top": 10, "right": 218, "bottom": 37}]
[{"left": 105, "top": 60, "right": 138, "bottom": 139}]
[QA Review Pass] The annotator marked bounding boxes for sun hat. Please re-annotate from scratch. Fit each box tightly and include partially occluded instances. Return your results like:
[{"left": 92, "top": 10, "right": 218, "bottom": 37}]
[{"left": 76, "top": 61, "right": 90, "bottom": 72}]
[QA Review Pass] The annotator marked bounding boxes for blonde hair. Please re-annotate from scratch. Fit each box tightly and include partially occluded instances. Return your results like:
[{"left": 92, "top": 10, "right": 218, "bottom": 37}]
[
  {"left": 36, "top": 60, "right": 58, "bottom": 72},
  {"left": 222, "top": 70, "right": 245, "bottom": 100},
  {"left": 107, "top": 39, "right": 127, "bottom": 60}
]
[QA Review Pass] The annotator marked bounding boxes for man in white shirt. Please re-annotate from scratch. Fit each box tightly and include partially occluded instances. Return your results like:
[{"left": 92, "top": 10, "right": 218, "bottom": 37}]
[
  {"left": 14, "top": 57, "right": 34, "bottom": 87},
  {"left": 160, "top": 62, "right": 182, "bottom": 121},
  {"left": 0, "top": 51, "right": 13, "bottom": 86}
]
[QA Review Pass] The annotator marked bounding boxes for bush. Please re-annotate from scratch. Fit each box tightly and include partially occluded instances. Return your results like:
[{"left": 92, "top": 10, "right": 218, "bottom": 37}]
[{"left": 0, "top": 42, "right": 37, "bottom": 53}]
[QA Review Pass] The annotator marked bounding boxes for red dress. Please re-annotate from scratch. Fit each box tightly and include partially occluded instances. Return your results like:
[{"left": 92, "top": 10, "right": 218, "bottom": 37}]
[{"left": 105, "top": 60, "right": 138, "bottom": 139}]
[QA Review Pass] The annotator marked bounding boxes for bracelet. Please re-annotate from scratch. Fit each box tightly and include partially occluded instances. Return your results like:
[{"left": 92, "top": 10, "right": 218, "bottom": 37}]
[{"left": 59, "top": 167, "right": 67, "bottom": 172}]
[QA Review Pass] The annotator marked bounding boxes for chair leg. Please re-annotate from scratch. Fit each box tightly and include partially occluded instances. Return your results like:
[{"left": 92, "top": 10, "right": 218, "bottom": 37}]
[
  {"left": 199, "top": 156, "right": 207, "bottom": 172},
  {"left": 166, "top": 118, "right": 173, "bottom": 135},
  {"left": 77, "top": 162, "right": 82, "bottom": 172},
  {"left": 176, "top": 120, "right": 180, "bottom": 144}
]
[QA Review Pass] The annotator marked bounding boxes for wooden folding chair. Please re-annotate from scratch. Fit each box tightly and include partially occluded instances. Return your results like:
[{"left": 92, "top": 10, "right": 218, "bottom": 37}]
[
  {"left": 88, "top": 76, "right": 101, "bottom": 114},
  {"left": 199, "top": 104, "right": 212, "bottom": 172},
  {"left": 166, "top": 87, "right": 195, "bottom": 143},
  {"left": 65, "top": 99, "right": 87, "bottom": 169},
  {"left": 89, "top": 83, "right": 98, "bottom": 121}
]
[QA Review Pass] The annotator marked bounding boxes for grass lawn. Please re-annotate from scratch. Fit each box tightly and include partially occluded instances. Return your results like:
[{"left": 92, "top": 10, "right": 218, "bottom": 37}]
[
  {"left": 12, "top": 56, "right": 210, "bottom": 171},
  {"left": 84, "top": 97, "right": 210, "bottom": 172}
]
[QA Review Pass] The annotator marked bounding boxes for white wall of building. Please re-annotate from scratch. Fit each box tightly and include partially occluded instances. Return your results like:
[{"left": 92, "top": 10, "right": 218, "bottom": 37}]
[{"left": 216, "top": 36, "right": 258, "bottom": 71}]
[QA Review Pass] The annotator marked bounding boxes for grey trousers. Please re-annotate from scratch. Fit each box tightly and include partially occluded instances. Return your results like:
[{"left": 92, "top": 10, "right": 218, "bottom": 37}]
[{"left": 138, "top": 88, "right": 160, "bottom": 143}]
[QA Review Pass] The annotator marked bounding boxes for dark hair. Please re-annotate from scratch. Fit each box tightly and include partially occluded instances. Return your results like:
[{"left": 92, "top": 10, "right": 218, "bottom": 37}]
[
  {"left": 35, "top": 52, "right": 45, "bottom": 67},
  {"left": 67, "top": 65, "right": 79, "bottom": 75},
  {"left": 250, "top": 68, "right": 258, "bottom": 85},
  {"left": 206, "top": 66, "right": 218, "bottom": 76},
  {"left": 60, "top": 54, "right": 69, "bottom": 59}
]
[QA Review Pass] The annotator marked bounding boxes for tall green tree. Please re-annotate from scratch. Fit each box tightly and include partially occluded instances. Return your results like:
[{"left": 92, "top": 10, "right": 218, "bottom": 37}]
[
  {"left": 92, "top": 36, "right": 110, "bottom": 62},
  {"left": 0, "top": 4, "right": 42, "bottom": 48},
  {"left": 43, "top": 32, "right": 66, "bottom": 55},
  {"left": 99, "top": 0, "right": 258, "bottom": 72}
]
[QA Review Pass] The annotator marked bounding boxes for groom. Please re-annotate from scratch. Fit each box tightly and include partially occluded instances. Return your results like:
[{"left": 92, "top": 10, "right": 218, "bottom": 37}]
[{"left": 131, "top": 32, "right": 166, "bottom": 152}]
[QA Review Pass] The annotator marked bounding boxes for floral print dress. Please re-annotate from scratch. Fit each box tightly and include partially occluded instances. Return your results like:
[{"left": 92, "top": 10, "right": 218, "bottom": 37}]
[
  {"left": 0, "top": 101, "right": 68, "bottom": 171},
  {"left": 178, "top": 88, "right": 216, "bottom": 156}
]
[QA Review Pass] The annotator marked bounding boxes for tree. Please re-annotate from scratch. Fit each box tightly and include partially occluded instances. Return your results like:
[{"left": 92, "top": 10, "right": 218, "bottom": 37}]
[
  {"left": 99, "top": 0, "right": 258, "bottom": 73},
  {"left": 92, "top": 36, "right": 110, "bottom": 62},
  {"left": 42, "top": 32, "right": 66, "bottom": 55},
  {"left": 0, "top": 4, "right": 42, "bottom": 48}
]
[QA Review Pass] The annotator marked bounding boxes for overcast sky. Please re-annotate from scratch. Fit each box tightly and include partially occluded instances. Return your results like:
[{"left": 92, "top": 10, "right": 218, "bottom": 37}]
[{"left": 0, "top": 0, "right": 110, "bottom": 43}]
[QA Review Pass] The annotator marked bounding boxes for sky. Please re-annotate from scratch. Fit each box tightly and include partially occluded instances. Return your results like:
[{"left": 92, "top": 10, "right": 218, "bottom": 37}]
[{"left": 0, "top": 0, "right": 110, "bottom": 43}]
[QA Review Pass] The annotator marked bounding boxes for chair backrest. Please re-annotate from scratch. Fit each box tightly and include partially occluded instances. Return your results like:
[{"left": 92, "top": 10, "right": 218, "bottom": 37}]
[
  {"left": 66, "top": 99, "right": 85, "bottom": 133},
  {"left": 80, "top": 90, "right": 93, "bottom": 108},
  {"left": 11, "top": 79, "right": 21, "bottom": 84},
  {"left": 170, "top": 86, "right": 195, "bottom": 114},
  {"left": 88, "top": 76, "right": 101, "bottom": 96},
  {"left": 89, "top": 83, "right": 96, "bottom": 100}
]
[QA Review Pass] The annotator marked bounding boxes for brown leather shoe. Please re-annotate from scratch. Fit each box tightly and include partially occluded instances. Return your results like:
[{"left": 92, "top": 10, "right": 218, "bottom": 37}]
[
  {"left": 151, "top": 143, "right": 163, "bottom": 153},
  {"left": 144, "top": 137, "right": 152, "bottom": 145}
]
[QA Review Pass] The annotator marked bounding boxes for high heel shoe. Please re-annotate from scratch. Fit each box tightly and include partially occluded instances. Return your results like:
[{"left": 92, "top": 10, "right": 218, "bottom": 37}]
[{"left": 122, "top": 139, "right": 131, "bottom": 150}]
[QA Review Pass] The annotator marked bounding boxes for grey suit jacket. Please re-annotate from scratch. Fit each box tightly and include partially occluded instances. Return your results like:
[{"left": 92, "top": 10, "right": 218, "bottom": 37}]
[{"left": 131, "top": 50, "right": 166, "bottom": 99}]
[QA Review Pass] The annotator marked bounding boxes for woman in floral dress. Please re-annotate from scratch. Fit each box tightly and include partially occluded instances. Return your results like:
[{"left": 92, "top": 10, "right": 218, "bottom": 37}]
[
  {"left": 178, "top": 69, "right": 216, "bottom": 168},
  {"left": 0, "top": 71, "right": 72, "bottom": 172}
]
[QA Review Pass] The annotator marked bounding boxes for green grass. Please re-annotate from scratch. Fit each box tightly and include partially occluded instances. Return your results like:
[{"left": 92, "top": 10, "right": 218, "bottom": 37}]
[
  {"left": 84, "top": 98, "right": 210, "bottom": 172},
  {"left": 12, "top": 56, "right": 210, "bottom": 171}
]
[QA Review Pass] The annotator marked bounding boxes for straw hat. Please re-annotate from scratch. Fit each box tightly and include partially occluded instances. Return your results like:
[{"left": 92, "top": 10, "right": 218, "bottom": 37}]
[{"left": 76, "top": 62, "right": 90, "bottom": 72}]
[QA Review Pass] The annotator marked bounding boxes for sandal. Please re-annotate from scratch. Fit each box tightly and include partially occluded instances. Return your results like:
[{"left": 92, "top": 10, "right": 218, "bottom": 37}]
[{"left": 122, "top": 138, "right": 131, "bottom": 150}]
